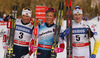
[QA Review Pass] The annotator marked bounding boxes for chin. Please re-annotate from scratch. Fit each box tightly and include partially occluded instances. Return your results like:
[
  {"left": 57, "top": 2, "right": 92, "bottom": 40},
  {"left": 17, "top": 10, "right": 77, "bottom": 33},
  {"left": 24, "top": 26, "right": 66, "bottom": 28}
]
[{"left": 47, "top": 22, "right": 50, "bottom": 24}]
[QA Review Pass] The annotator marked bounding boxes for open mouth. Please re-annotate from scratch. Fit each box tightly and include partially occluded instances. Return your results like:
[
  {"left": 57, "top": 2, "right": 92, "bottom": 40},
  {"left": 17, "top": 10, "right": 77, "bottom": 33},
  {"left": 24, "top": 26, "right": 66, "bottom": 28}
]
[
  {"left": 47, "top": 19, "right": 51, "bottom": 21},
  {"left": 76, "top": 18, "right": 80, "bottom": 21}
]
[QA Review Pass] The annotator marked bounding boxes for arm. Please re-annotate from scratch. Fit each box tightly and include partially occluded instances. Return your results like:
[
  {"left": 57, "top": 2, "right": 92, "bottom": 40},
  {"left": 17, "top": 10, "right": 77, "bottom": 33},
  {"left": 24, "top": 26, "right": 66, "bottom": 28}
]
[
  {"left": 21, "top": 29, "right": 38, "bottom": 58},
  {"left": 54, "top": 29, "right": 65, "bottom": 53},
  {"left": 88, "top": 24, "right": 100, "bottom": 57},
  {"left": 2, "top": 29, "right": 9, "bottom": 50}
]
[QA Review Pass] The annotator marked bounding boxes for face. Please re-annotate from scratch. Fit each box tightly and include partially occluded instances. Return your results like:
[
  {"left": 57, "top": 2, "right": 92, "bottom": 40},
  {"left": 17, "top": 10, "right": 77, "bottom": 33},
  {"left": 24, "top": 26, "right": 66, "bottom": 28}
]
[
  {"left": 73, "top": 13, "right": 83, "bottom": 23},
  {"left": 46, "top": 12, "right": 55, "bottom": 25},
  {"left": 22, "top": 15, "right": 30, "bottom": 23}
]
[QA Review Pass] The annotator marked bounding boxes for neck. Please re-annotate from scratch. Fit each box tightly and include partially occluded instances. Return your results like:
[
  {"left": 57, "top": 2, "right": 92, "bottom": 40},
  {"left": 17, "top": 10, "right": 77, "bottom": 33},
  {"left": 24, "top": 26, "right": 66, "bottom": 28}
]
[
  {"left": 45, "top": 23, "right": 54, "bottom": 27},
  {"left": 75, "top": 19, "right": 82, "bottom": 24},
  {"left": 48, "top": 22, "right": 54, "bottom": 25},
  {"left": 21, "top": 20, "right": 30, "bottom": 25}
]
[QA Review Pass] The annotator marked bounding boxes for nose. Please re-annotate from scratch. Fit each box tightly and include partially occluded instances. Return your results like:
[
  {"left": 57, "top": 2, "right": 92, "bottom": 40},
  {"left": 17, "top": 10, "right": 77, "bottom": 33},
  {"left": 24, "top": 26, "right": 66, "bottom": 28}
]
[
  {"left": 76, "top": 15, "right": 80, "bottom": 18},
  {"left": 47, "top": 16, "right": 50, "bottom": 19}
]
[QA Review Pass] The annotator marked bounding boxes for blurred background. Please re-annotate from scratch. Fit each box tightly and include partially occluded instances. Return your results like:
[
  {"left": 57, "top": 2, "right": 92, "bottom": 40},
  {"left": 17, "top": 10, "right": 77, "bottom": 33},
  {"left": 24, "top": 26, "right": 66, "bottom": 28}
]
[{"left": 0, "top": 0, "right": 100, "bottom": 19}]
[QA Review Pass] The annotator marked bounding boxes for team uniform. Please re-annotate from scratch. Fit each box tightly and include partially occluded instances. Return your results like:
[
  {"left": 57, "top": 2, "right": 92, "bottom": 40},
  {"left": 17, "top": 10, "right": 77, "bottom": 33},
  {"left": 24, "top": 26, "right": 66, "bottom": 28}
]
[
  {"left": 13, "top": 19, "right": 34, "bottom": 58},
  {"left": 72, "top": 20, "right": 99, "bottom": 58},
  {"left": 31, "top": 23, "right": 64, "bottom": 58},
  {"left": 3, "top": 19, "right": 34, "bottom": 58}
]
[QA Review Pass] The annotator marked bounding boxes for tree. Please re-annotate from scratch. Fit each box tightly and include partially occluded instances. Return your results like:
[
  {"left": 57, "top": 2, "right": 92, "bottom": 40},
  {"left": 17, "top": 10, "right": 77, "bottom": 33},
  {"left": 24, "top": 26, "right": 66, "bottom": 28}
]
[{"left": 94, "top": 4, "right": 99, "bottom": 16}]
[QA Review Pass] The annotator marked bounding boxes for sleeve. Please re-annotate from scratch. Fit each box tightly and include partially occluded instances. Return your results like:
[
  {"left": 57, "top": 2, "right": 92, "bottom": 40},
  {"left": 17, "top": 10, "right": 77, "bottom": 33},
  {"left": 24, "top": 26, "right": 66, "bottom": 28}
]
[
  {"left": 28, "top": 26, "right": 39, "bottom": 56},
  {"left": 88, "top": 23, "right": 100, "bottom": 55},
  {"left": 3, "top": 29, "right": 9, "bottom": 43},
  {"left": 58, "top": 29, "right": 65, "bottom": 49},
  {"left": 28, "top": 29, "right": 35, "bottom": 56}
]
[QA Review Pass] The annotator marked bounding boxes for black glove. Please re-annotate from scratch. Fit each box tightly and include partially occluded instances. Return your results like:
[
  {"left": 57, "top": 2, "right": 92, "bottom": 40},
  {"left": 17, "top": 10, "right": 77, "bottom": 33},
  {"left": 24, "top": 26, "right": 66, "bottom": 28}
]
[{"left": 87, "top": 28, "right": 94, "bottom": 38}]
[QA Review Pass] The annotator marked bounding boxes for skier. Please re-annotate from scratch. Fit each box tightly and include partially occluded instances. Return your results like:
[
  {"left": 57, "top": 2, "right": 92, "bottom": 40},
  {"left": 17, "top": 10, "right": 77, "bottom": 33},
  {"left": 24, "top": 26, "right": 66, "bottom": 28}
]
[
  {"left": 97, "top": 14, "right": 99, "bottom": 22},
  {"left": 23, "top": 7, "right": 65, "bottom": 58},
  {"left": 65, "top": 6, "right": 100, "bottom": 58},
  {"left": 2, "top": 8, "right": 34, "bottom": 58},
  {"left": 3, "top": 14, "right": 6, "bottom": 21}
]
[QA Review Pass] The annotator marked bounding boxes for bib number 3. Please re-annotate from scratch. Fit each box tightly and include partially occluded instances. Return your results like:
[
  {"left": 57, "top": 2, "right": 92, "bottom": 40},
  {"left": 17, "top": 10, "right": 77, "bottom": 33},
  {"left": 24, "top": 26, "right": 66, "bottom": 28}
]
[{"left": 19, "top": 32, "right": 24, "bottom": 39}]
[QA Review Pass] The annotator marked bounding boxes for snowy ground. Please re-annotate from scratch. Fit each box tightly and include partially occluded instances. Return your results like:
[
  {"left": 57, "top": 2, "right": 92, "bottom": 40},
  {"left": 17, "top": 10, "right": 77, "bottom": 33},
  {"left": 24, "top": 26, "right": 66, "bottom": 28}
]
[{"left": 0, "top": 17, "right": 100, "bottom": 58}]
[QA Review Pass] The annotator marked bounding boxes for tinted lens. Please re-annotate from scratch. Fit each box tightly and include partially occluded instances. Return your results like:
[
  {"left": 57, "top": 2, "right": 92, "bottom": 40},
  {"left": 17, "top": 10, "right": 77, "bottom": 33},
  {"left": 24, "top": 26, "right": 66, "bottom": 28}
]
[
  {"left": 74, "top": 7, "right": 81, "bottom": 10},
  {"left": 48, "top": 7, "right": 56, "bottom": 13}
]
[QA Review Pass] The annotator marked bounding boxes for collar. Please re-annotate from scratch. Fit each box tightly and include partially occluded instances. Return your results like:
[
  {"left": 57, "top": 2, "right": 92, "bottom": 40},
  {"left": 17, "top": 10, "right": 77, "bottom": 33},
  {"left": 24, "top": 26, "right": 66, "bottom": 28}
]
[
  {"left": 45, "top": 23, "right": 54, "bottom": 27},
  {"left": 73, "top": 20, "right": 84, "bottom": 25},
  {"left": 21, "top": 20, "right": 30, "bottom": 25}
]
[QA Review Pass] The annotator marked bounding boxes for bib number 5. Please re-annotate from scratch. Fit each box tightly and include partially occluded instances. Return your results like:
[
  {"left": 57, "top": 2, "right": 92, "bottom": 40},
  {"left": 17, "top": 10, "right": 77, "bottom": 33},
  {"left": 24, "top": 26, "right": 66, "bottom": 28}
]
[{"left": 76, "top": 35, "right": 80, "bottom": 41}]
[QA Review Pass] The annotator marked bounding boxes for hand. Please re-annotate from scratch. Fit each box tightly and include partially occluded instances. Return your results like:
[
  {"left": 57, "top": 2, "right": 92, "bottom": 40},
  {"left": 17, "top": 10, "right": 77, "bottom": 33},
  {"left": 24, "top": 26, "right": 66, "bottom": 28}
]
[
  {"left": 90, "top": 54, "right": 96, "bottom": 58},
  {"left": 29, "top": 44, "right": 38, "bottom": 52},
  {"left": 21, "top": 54, "right": 30, "bottom": 58},
  {"left": 60, "top": 28, "right": 71, "bottom": 38},
  {"left": 2, "top": 43, "right": 9, "bottom": 50},
  {"left": 54, "top": 47, "right": 64, "bottom": 53}
]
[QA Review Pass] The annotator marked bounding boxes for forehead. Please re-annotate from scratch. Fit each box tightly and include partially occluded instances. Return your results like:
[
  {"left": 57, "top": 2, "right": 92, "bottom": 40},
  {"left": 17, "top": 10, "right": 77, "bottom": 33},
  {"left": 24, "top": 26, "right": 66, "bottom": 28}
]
[
  {"left": 22, "top": 14, "right": 30, "bottom": 17},
  {"left": 74, "top": 13, "right": 82, "bottom": 15},
  {"left": 46, "top": 12, "right": 54, "bottom": 14}
]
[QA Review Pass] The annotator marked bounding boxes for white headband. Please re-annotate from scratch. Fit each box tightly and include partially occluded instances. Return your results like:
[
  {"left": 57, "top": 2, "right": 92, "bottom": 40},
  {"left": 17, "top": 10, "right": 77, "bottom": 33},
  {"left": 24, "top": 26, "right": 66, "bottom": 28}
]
[
  {"left": 22, "top": 10, "right": 32, "bottom": 17},
  {"left": 73, "top": 6, "right": 83, "bottom": 15}
]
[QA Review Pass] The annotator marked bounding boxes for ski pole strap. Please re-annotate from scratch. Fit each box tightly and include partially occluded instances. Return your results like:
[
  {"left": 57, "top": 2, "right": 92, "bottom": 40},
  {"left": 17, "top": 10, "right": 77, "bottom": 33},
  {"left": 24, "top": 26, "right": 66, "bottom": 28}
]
[
  {"left": 60, "top": 28, "right": 71, "bottom": 38},
  {"left": 38, "top": 44, "right": 52, "bottom": 49}
]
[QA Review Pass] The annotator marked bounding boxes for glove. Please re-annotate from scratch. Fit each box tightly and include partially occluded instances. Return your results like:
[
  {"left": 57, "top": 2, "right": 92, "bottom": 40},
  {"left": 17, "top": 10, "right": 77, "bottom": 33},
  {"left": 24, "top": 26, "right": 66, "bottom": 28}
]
[
  {"left": 29, "top": 44, "right": 38, "bottom": 52},
  {"left": 87, "top": 28, "right": 94, "bottom": 38},
  {"left": 54, "top": 43, "right": 65, "bottom": 53},
  {"left": 60, "top": 28, "right": 71, "bottom": 38},
  {"left": 90, "top": 54, "right": 96, "bottom": 58},
  {"left": 2, "top": 35, "right": 9, "bottom": 50},
  {"left": 54, "top": 47, "right": 64, "bottom": 53},
  {"left": 3, "top": 43, "right": 9, "bottom": 50},
  {"left": 21, "top": 54, "right": 30, "bottom": 58}
]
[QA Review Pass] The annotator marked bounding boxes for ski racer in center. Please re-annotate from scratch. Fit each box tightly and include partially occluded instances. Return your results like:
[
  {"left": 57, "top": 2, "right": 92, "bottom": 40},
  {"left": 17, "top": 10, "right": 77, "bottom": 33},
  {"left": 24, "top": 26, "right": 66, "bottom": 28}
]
[
  {"left": 23, "top": 7, "right": 68, "bottom": 58},
  {"left": 3, "top": 8, "right": 34, "bottom": 58}
]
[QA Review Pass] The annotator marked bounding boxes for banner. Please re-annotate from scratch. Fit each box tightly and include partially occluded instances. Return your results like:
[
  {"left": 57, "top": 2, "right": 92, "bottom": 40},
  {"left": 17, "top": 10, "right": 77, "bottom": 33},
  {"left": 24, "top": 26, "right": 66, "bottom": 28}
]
[{"left": 35, "top": 5, "right": 47, "bottom": 22}]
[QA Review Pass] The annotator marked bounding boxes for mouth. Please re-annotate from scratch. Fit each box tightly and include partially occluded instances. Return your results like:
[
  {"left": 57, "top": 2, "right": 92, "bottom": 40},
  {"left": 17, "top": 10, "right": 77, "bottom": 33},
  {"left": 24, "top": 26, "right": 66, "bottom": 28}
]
[
  {"left": 47, "top": 19, "right": 51, "bottom": 21},
  {"left": 76, "top": 18, "right": 80, "bottom": 20}
]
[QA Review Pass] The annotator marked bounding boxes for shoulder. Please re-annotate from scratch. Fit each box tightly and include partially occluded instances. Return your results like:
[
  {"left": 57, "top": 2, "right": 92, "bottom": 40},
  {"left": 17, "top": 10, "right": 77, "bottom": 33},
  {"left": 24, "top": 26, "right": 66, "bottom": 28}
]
[
  {"left": 83, "top": 21, "right": 95, "bottom": 31},
  {"left": 16, "top": 19, "right": 21, "bottom": 22},
  {"left": 82, "top": 21, "right": 93, "bottom": 26},
  {"left": 39, "top": 23, "right": 47, "bottom": 27},
  {"left": 86, "top": 21, "right": 94, "bottom": 28}
]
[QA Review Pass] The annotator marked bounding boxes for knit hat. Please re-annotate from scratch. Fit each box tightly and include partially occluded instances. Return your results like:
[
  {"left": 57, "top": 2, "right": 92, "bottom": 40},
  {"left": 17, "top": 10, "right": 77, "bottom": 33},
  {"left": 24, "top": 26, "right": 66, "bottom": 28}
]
[
  {"left": 73, "top": 6, "right": 83, "bottom": 15},
  {"left": 3, "top": 14, "right": 6, "bottom": 17},
  {"left": 22, "top": 8, "right": 32, "bottom": 17}
]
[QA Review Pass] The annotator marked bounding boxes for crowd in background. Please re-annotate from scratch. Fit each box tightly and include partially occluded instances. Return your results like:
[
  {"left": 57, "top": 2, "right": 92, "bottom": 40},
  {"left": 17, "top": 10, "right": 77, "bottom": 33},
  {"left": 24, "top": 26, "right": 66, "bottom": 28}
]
[{"left": 0, "top": 13, "right": 100, "bottom": 22}]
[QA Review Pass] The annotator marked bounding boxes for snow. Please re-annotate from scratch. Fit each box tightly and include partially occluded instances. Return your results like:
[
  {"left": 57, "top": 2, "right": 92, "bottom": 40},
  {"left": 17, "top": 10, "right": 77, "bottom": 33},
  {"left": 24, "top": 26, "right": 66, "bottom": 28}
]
[{"left": 0, "top": 17, "right": 100, "bottom": 58}]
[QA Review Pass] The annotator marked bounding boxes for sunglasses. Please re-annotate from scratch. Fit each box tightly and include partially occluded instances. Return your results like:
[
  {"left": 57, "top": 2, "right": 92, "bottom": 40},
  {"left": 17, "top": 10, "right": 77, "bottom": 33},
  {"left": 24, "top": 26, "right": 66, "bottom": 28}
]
[
  {"left": 23, "top": 8, "right": 32, "bottom": 12},
  {"left": 48, "top": 7, "right": 56, "bottom": 13},
  {"left": 74, "top": 7, "right": 81, "bottom": 10}
]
